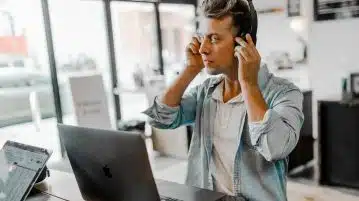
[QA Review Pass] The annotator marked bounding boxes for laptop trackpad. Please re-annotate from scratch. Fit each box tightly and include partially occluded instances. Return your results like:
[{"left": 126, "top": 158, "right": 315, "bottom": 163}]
[{"left": 156, "top": 180, "right": 224, "bottom": 201}]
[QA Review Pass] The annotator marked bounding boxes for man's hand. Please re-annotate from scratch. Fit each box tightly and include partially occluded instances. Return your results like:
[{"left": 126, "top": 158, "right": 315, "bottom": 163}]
[
  {"left": 234, "top": 34, "right": 267, "bottom": 122},
  {"left": 160, "top": 36, "right": 204, "bottom": 107},
  {"left": 234, "top": 34, "right": 261, "bottom": 86},
  {"left": 185, "top": 36, "right": 204, "bottom": 73}
]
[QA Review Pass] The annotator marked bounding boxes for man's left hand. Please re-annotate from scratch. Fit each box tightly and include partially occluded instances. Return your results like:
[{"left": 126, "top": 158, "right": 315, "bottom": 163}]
[{"left": 235, "top": 34, "right": 261, "bottom": 86}]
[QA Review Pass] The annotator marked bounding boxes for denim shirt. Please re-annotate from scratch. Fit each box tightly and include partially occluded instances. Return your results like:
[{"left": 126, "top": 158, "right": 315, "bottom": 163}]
[{"left": 143, "top": 64, "right": 304, "bottom": 201}]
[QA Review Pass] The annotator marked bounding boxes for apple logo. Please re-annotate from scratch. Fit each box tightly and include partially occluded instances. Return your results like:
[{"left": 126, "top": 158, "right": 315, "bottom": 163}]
[{"left": 102, "top": 165, "right": 112, "bottom": 178}]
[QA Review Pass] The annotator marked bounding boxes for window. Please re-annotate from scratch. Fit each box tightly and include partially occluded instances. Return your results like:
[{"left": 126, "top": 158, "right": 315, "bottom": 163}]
[
  {"left": 49, "top": 0, "right": 115, "bottom": 127},
  {"left": 111, "top": 2, "right": 159, "bottom": 121},
  {"left": 0, "top": 0, "right": 60, "bottom": 163},
  {"left": 159, "top": 4, "right": 205, "bottom": 87}
]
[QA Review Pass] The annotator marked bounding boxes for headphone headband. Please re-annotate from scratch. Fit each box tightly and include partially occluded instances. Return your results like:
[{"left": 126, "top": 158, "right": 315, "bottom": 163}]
[{"left": 247, "top": 0, "right": 258, "bottom": 45}]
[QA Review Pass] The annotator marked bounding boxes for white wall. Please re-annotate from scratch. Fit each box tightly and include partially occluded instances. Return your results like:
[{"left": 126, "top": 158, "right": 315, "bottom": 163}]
[
  {"left": 302, "top": 0, "right": 359, "bottom": 182},
  {"left": 308, "top": 19, "right": 359, "bottom": 100},
  {"left": 309, "top": 19, "right": 359, "bottom": 150},
  {"left": 303, "top": 0, "right": 359, "bottom": 140},
  {"left": 257, "top": 13, "right": 303, "bottom": 63}
]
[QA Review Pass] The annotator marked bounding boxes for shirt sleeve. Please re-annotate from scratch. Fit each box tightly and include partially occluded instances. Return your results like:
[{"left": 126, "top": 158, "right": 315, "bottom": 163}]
[
  {"left": 248, "top": 88, "right": 304, "bottom": 161},
  {"left": 142, "top": 85, "right": 199, "bottom": 129}
]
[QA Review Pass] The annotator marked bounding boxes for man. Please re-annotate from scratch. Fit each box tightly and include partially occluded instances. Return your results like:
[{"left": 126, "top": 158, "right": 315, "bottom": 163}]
[{"left": 143, "top": 0, "right": 304, "bottom": 200}]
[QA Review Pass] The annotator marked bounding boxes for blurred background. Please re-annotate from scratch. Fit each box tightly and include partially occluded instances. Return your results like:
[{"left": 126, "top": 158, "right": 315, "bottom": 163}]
[{"left": 0, "top": 0, "right": 358, "bottom": 200}]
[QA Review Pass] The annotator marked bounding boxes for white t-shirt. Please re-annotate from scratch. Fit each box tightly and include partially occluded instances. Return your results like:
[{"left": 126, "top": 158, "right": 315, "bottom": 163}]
[{"left": 211, "top": 80, "right": 247, "bottom": 196}]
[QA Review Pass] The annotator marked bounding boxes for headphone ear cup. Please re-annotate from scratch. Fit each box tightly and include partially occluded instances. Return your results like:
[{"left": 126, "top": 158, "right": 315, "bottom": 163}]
[{"left": 233, "top": 0, "right": 257, "bottom": 45}]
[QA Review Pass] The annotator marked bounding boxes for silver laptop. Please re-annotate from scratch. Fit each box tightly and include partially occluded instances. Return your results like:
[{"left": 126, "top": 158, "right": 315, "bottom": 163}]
[
  {"left": 57, "top": 124, "right": 244, "bottom": 201},
  {"left": 0, "top": 141, "right": 52, "bottom": 201}
]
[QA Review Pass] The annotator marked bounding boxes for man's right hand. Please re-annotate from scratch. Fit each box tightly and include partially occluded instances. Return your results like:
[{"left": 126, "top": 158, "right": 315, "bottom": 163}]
[
  {"left": 185, "top": 36, "right": 204, "bottom": 73},
  {"left": 161, "top": 36, "right": 204, "bottom": 107}
]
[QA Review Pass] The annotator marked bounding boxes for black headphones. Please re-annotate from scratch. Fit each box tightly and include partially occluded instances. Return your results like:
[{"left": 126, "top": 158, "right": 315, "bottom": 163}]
[{"left": 235, "top": 0, "right": 258, "bottom": 45}]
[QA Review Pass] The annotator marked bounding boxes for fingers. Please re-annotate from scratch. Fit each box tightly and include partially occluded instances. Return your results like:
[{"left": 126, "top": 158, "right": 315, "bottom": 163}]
[
  {"left": 245, "top": 34, "right": 255, "bottom": 46},
  {"left": 234, "top": 35, "right": 260, "bottom": 60},
  {"left": 187, "top": 36, "right": 201, "bottom": 54},
  {"left": 235, "top": 37, "right": 247, "bottom": 47},
  {"left": 234, "top": 51, "right": 245, "bottom": 63},
  {"left": 192, "top": 36, "right": 201, "bottom": 47},
  {"left": 186, "top": 43, "right": 198, "bottom": 55},
  {"left": 239, "top": 47, "right": 251, "bottom": 61},
  {"left": 235, "top": 34, "right": 254, "bottom": 47},
  {"left": 236, "top": 36, "right": 256, "bottom": 54},
  {"left": 234, "top": 46, "right": 250, "bottom": 61}
]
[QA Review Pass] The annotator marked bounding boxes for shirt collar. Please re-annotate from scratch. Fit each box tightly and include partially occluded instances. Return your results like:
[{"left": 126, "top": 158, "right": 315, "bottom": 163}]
[
  {"left": 211, "top": 80, "right": 244, "bottom": 104},
  {"left": 211, "top": 80, "right": 223, "bottom": 102},
  {"left": 208, "top": 62, "right": 271, "bottom": 92}
]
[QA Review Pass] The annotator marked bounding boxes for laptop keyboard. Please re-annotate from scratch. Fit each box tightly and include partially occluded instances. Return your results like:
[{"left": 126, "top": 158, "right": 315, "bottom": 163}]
[
  {"left": 0, "top": 165, "right": 37, "bottom": 201},
  {"left": 160, "top": 195, "right": 183, "bottom": 201}
]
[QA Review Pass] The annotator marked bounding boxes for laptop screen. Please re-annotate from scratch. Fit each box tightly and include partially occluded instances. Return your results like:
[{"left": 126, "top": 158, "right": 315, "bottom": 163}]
[{"left": 0, "top": 141, "right": 52, "bottom": 201}]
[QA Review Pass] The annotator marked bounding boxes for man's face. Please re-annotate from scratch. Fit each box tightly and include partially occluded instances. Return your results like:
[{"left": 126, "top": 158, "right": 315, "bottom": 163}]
[{"left": 198, "top": 15, "right": 237, "bottom": 75}]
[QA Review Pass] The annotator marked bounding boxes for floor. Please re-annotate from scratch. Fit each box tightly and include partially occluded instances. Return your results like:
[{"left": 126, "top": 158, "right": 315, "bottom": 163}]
[{"left": 1, "top": 118, "right": 359, "bottom": 201}]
